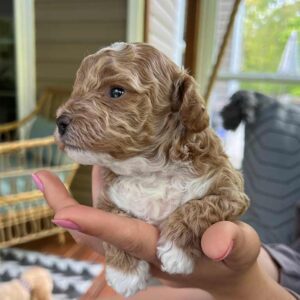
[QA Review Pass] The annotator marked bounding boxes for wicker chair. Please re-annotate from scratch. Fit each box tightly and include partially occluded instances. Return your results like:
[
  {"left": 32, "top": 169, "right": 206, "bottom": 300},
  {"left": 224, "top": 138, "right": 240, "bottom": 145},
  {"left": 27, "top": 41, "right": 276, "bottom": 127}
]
[
  {"left": 0, "top": 87, "right": 71, "bottom": 142},
  {"left": 0, "top": 88, "right": 78, "bottom": 248}
]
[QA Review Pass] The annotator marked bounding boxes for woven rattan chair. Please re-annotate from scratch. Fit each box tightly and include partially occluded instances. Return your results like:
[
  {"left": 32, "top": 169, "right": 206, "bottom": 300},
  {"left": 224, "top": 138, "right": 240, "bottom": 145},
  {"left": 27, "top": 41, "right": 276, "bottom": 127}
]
[
  {"left": 0, "top": 88, "right": 78, "bottom": 248},
  {"left": 0, "top": 87, "right": 71, "bottom": 142}
]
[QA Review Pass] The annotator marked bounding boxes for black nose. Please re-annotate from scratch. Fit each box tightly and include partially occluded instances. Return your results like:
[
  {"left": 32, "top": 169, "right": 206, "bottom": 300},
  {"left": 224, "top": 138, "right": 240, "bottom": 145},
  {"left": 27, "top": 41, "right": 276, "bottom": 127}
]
[{"left": 56, "top": 115, "right": 71, "bottom": 136}]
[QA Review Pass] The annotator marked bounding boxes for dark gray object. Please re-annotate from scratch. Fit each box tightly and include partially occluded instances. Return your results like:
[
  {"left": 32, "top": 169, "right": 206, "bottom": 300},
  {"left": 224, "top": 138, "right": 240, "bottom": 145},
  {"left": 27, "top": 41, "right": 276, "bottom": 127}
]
[{"left": 221, "top": 91, "right": 300, "bottom": 244}]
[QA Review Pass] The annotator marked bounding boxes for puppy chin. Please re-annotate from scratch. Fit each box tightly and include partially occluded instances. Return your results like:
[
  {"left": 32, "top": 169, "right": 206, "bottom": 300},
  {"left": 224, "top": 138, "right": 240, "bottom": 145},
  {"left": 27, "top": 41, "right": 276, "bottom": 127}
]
[
  {"left": 54, "top": 130, "right": 66, "bottom": 151},
  {"left": 64, "top": 147, "right": 100, "bottom": 165}
]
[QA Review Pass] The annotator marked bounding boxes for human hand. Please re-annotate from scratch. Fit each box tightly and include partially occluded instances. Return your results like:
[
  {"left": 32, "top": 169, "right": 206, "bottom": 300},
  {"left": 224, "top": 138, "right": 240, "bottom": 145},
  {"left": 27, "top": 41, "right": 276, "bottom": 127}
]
[{"left": 33, "top": 169, "right": 293, "bottom": 300}]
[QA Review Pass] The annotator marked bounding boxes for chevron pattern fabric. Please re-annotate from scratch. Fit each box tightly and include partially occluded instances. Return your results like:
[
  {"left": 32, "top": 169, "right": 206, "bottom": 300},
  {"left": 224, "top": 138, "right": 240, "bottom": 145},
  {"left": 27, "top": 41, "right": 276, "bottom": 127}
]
[
  {"left": 242, "top": 100, "right": 300, "bottom": 244},
  {"left": 0, "top": 248, "right": 103, "bottom": 299}
]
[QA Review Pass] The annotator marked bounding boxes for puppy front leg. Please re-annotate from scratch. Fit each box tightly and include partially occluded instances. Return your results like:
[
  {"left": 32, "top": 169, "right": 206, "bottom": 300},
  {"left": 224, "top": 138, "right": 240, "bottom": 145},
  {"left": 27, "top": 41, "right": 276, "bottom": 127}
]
[
  {"left": 157, "top": 191, "right": 249, "bottom": 275},
  {"left": 104, "top": 243, "right": 150, "bottom": 297},
  {"left": 98, "top": 200, "right": 150, "bottom": 297}
]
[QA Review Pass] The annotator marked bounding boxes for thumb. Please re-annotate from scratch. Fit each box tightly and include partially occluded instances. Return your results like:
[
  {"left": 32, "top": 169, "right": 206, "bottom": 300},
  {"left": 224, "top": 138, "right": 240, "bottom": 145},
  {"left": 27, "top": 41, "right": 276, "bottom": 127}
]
[{"left": 201, "top": 221, "right": 261, "bottom": 271}]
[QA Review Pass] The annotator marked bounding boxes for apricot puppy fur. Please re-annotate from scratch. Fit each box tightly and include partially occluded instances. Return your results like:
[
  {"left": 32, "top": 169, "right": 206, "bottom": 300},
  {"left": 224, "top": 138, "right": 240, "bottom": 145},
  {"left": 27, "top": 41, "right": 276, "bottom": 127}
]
[{"left": 55, "top": 42, "right": 249, "bottom": 297}]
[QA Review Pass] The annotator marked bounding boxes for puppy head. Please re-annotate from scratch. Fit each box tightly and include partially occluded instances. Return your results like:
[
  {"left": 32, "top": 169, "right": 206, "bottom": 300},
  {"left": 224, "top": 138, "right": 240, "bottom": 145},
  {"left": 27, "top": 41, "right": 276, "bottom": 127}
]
[
  {"left": 220, "top": 90, "right": 259, "bottom": 130},
  {"left": 56, "top": 42, "right": 209, "bottom": 167}
]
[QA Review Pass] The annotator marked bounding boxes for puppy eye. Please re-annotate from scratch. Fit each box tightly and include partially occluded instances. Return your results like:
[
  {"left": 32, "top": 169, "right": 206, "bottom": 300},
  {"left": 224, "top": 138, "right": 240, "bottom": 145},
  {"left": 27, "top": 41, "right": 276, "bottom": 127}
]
[{"left": 110, "top": 87, "right": 125, "bottom": 99}]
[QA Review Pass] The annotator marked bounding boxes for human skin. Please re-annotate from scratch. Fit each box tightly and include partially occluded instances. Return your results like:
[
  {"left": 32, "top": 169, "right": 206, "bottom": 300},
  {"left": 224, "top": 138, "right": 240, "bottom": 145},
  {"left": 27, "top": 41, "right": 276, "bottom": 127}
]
[{"left": 34, "top": 167, "right": 294, "bottom": 300}]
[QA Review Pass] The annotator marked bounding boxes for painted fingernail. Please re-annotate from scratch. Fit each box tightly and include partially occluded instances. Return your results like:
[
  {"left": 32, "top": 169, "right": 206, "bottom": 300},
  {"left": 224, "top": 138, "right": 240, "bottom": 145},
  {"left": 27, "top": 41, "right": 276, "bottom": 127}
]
[
  {"left": 32, "top": 173, "right": 45, "bottom": 192},
  {"left": 52, "top": 219, "right": 81, "bottom": 231},
  {"left": 214, "top": 241, "right": 234, "bottom": 261}
]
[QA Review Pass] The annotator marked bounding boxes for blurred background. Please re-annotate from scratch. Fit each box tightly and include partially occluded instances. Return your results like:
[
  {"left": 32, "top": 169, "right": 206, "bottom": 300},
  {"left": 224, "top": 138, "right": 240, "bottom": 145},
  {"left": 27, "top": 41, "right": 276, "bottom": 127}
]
[
  {"left": 1, "top": 0, "right": 299, "bottom": 199},
  {"left": 0, "top": 1, "right": 299, "bottom": 298},
  {"left": 1, "top": 0, "right": 299, "bottom": 196}
]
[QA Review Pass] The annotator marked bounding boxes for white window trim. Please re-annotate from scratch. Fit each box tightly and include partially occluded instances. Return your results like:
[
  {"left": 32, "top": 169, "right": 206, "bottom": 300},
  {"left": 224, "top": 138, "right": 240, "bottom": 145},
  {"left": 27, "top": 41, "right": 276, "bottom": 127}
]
[
  {"left": 173, "top": 0, "right": 186, "bottom": 66},
  {"left": 14, "top": 0, "right": 36, "bottom": 127},
  {"left": 126, "top": 0, "right": 145, "bottom": 43},
  {"left": 218, "top": 72, "right": 300, "bottom": 85},
  {"left": 194, "top": 0, "right": 218, "bottom": 95}
]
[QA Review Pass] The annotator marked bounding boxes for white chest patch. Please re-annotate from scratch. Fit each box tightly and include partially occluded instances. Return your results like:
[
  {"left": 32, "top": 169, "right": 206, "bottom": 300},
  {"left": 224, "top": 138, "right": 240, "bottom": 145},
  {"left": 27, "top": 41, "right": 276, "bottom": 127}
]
[
  {"left": 64, "top": 148, "right": 215, "bottom": 224},
  {"left": 107, "top": 167, "right": 215, "bottom": 225}
]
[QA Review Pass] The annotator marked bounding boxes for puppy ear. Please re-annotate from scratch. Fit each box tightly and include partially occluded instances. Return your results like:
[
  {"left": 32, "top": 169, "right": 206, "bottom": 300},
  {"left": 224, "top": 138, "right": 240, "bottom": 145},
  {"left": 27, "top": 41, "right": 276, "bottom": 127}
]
[{"left": 172, "top": 73, "right": 209, "bottom": 133}]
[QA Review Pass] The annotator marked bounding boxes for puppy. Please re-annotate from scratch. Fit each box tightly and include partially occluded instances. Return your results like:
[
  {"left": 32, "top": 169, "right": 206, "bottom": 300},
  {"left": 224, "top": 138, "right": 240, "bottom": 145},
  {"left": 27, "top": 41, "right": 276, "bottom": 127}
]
[
  {"left": 55, "top": 42, "right": 249, "bottom": 297},
  {"left": 0, "top": 267, "right": 53, "bottom": 300},
  {"left": 220, "top": 90, "right": 274, "bottom": 130}
]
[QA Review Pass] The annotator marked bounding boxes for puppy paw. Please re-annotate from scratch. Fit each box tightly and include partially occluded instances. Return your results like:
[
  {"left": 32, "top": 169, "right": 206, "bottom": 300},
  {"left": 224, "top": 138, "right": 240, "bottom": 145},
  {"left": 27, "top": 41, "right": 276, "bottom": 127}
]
[
  {"left": 157, "top": 240, "right": 195, "bottom": 274},
  {"left": 105, "top": 260, "right": 150, "bottom": 297}
]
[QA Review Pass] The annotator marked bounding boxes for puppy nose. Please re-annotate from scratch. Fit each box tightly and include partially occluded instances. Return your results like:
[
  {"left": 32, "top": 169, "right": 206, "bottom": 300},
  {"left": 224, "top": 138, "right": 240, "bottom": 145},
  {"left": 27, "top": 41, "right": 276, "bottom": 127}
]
[{"left": 56, "top": 115, "right": 71, "bottom": 136}]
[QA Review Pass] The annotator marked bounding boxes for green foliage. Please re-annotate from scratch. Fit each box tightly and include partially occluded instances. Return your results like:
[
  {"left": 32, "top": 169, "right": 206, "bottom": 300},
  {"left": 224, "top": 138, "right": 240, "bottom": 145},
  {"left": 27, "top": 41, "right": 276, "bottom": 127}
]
[{"left": 241, "top": 0, "right": 300, "bottom": 97}]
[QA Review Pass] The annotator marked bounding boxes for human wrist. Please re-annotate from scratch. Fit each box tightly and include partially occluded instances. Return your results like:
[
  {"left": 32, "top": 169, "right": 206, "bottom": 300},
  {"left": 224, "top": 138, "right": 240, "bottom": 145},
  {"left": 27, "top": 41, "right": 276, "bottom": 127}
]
[
  {"left": 258, "top": 246, "right": 280, "bottom": 282},
  {"left": 210, "top": 262, "right": 293, "bottom": 300}
]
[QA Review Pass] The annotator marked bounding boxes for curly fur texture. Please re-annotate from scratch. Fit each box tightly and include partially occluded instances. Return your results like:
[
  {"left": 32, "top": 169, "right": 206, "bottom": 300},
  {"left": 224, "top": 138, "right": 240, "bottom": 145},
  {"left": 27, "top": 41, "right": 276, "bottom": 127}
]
[{"left": 56, "top": 42, "right": 249, "bottom": 297}]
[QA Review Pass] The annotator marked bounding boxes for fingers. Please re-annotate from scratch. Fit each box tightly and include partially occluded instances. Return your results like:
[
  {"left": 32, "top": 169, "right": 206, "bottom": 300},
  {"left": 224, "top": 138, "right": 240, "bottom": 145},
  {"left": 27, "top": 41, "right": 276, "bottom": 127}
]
[
  {"left": 36, "top": 170, "right": 160, "bottom": 264},
  {"left": 201, "top": 221, "right": 261, "bottom": 271},
  {"left": 35, "top": 170, "right": 160, "bottom": 265},
  {"left": 34, "top": 170, "right": 104, "bottom": 253},
  {"left": 53, "top": 204, "right": 160, "bottom": 266},
  {"left": 71, "top": 231, "right": 105, "bottom": 254},
  {"left": 34, "top": 170, "right": 76, "bottom": 211}
]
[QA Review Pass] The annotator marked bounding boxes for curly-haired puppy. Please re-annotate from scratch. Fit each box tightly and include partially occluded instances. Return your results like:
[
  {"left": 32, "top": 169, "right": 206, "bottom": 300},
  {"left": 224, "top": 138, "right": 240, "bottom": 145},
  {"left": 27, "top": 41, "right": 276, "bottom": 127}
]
[{"left": 55, "top": 42, "right": 249, "bottom": 297}]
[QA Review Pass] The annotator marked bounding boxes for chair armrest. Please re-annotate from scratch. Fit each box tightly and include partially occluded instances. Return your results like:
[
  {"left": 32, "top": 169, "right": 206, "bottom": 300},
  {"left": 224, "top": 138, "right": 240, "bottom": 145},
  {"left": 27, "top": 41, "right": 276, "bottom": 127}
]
[
  {"left": 0, "top": 109, "right": 39, "bottom": 134},
  {"left": 0, "top": 136, "right": 79, "bottom": 195},
  {"left": 0, "top": 91, "right": 49, "bottom": 135},
  {"left": 0, "top": 136, "right": 55, "bottom": 154}
]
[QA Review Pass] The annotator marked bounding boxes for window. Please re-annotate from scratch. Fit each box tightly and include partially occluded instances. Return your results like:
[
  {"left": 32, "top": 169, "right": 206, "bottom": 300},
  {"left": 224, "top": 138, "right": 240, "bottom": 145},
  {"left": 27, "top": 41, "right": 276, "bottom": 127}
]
[
  {"left": 146, "top": 0, "right": 186, "bottom": 66},
  {"left": 209, "top": 0, "right": 300, "bottom": 168},
  {"left": 0, "top": 0, "right": 16, "bottom": 124}
]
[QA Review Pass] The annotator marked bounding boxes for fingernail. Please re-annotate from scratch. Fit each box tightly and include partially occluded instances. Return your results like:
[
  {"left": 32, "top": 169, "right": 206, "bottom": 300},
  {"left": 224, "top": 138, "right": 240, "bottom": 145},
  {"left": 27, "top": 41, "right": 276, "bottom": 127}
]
[
  {"left": 32, "top": 173, "right": 45, "bottom": 192},
  {"left": 52, "top": 219, "right": 81, "bottom": 231},
  {"left": 214, "top": 241, "right": 233, "bottom": 261}
]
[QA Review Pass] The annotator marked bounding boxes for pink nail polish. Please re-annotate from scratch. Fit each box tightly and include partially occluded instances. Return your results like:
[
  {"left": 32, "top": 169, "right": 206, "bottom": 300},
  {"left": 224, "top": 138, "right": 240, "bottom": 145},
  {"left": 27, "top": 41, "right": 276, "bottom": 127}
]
[
  {"left": 32, "top": 173, "right": 45, "bottom": 192},
  {"left": 214, "top": 241, "right": 234, "bottom": 261},
  {"left": 52, "top": 219, "right": 81, "bottom": 231}
]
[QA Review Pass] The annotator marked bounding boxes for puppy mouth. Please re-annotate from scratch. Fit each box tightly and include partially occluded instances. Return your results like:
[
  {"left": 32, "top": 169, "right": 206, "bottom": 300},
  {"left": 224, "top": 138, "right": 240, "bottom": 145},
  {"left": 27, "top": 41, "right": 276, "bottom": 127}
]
[
  {"left": 56, "top": 139, "right": 66, "bottom": 151},
  {"left": 55, "top": 133, "right": 83, "bottom": 152},
  {"left": 63, "top": 142, "right": 83, "bottom": 152}
]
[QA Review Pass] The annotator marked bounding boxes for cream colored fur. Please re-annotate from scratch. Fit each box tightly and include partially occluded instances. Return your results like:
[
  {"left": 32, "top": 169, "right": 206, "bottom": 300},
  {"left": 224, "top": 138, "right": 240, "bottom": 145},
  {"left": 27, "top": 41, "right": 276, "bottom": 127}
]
[
  {"left": 65, "top": 147, "right": 215, "bottom": 225},
  {"left": 106, "top": 260, "right": 150, "bottom": 297}
]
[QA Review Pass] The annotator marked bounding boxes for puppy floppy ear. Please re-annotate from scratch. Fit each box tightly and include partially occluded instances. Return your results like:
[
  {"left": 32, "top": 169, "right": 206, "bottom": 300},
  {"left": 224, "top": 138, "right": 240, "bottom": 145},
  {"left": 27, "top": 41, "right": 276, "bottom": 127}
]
[{"left": 172, "top": 73, "right": 209, "bottom": 133}]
